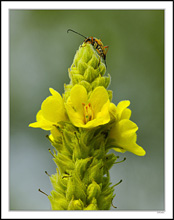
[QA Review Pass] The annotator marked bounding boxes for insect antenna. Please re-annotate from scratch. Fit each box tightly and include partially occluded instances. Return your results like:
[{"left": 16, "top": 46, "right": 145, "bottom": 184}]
[{"left": 67, "top": 29, "right": 87, "bottom": 39}]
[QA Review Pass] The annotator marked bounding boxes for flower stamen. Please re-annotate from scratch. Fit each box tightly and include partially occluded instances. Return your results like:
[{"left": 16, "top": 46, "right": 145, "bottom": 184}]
[{"left": 82, "top": 102, "right": 94, "bottom": 124}]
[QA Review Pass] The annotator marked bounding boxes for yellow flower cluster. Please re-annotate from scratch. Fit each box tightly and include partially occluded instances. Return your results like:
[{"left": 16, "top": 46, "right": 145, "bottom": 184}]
[{"left": 29, "top": 84, "right": 145, "bottom": 156}]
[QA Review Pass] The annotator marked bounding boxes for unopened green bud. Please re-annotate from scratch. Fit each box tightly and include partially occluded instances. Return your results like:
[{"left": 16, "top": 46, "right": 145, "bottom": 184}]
[
  {"left": 83, "top": 66, "right": 99, "bottom": 83},
  {"left": 54, "top": 153, "right": 74, "bottom": 174},
  {"left": 81, "top": 45, "right": 93, "bottom": 63},
  {"left": 75, "top": 157, "right": 92, "bottom": 180},
  {"left": 92, "top": 142, "right": 105, "bottom": 160},
  {"left": 68, "top": 197, "right": 84, "bottom": 210},
  {"left": 62, "top": 129, "right": 75, "bottom": 155},
  {"left": 66, "top": 173, "right": 86, "bottom": 204},
  {"left": 49, "top": 170, "right": 67, "bottom": 195},
  {"left": 71, "top": 73, "right": 84, "bottom": 85},
  {"left": 48, "top": 190, "right": 68, "bottom": 210},
  {"left": 98, "top": 192, "right": 113, "bottom": 210},
  {"left": 97, "top": 182, "right": 115, "bottom": 210},
  {"left": 49, "top": 172, "right": 59, "bottom": 192},
  {"left": 76, "top": 60, "right": 88, "bottom": 75},
  {"left": 83, "top": 159, "right": 103, "bottom": 184},
  {"left": 87, "top": 180, "right": 101, "bottom": 203},
  {"left": 79, "top": 80, "right": 92, "bottom": 93},
  {"left": 87, "top": 53, "right": 100, "bottom": 69},
  {"left": 99, "top": 63, "right": 107, "bottom": 76},
  {"left": 91, "top": 74, "right": 111, "bottom": 89},
  {"left": 69, "top": 69, "right": 79, "bottom": 76},
  {"left": 84, "top": 197, "right": 98, "bottom": 210}
]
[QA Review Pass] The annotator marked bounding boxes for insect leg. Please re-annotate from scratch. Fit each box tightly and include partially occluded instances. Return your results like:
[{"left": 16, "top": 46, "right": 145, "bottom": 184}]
[{"left": 104, "top": 46, "right": 109, "bottom": 55}]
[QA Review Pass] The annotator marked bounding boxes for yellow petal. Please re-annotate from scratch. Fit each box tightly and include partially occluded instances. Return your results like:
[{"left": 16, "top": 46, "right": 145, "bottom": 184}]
[
  {"left": 121, "top": 108, "right": 131, "bottom": 120},
  {"left": 110, "top": 119, "right": 138, "bottom": 144},
  {"left": 116, "top": 100, "right": 130, "bottom": 120},
  {"left": 95, "top": 100, "right": 110, "bottom": 122},
  {"left": 49, "top": 88, "right": 62, "bottom": 99},
  {"left": 51, "top": 126, "right": 62, "bottom": 140},
  {"left": 109, "top": 103, "right": 117, "bottom": 119},
  {"left": 29, "top": 121, "right": 53, "bottom": 130},
  {"left": 81, "top": 116, "right": 108, "bottom": 128},
  {"left": 118, "top": 119, "right": 138, "bottom": 137},
  {"left": 113, "top": 143, "right": 146, "bottom": 156},
  {"left": 112, "top": 147, "right": 126, "bottom": 153},
  {"left": 65, "top": 103, "right": 85, "bottom": 127},
  {"left": 89, "top": 86, "right": 109, "bottom": 117},
  {"left": 70, "top": 85, "right": 88, "bottom": 115},
  {"left": 127, "top": 143, "right": 146, "bottom": 156},
  {"left": 117, "top": 100, "right": 130, "bottom": 112},
  {"left": 36, "top": 110, "right": 43, "bottom": 121},
  {"left": 41, "top": 89, "right": 67, "bottom": 123},
  {"left": 29, "top": 110, "right": 53, "bottom": 130},
  {"left": 110, "top": 119, "right": 146, "bottom": 156}
]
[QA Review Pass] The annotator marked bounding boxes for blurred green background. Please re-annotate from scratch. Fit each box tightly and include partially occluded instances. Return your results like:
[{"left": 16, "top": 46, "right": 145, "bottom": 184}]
[{"left": 10, "top": 10, "right": 164, "bottom": 210}]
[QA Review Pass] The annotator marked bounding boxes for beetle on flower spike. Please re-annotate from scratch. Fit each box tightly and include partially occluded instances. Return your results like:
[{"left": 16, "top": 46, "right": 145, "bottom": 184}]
[{"left": 67, "top": 29, "right": 109, "bottom": 68}]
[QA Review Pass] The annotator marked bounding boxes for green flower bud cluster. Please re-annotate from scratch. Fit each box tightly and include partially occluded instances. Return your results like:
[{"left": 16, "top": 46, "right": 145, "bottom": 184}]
[
  {"left": 64, "top": 43, "right": 112, "bottom": 101},
  {"left": 48, "top": 122, "right": 119, "bottom": 210}
]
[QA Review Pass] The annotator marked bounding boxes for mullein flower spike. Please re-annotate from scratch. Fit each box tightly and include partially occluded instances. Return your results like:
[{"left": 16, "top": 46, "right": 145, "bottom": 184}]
[{"left": 29, "top": 42, "right": 146, "bottom": 210}]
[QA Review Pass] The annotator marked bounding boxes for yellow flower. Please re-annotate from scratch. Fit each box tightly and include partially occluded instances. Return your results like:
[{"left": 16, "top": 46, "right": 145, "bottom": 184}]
[
  {"left": 109, "top": 101, "right": 146, "bottom": 156},
  {"left": 29, "top": 88, "right": 68, "bottom": 131},
  {"left": 65, "top": 84, "right": 110, "bottom": 128}
]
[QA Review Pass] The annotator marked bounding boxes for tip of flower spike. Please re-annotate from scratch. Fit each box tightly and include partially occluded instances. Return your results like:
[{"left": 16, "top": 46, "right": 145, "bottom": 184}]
[{"left": 69, "top": 44, "right": 106, "bottom": 84}]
